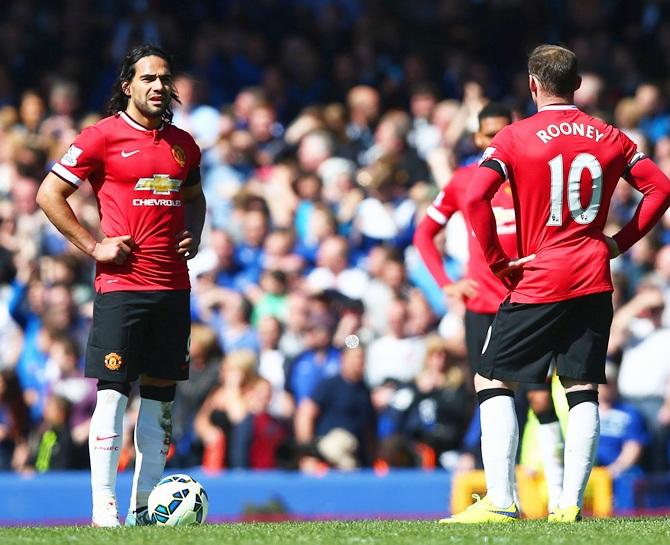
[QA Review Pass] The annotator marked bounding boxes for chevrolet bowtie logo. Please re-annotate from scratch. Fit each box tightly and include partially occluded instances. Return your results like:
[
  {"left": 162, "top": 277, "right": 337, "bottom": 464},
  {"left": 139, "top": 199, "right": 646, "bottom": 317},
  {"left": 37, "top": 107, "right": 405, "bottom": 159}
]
[{"left": 134, "top": 174, "right": 182, "bottom": 195}]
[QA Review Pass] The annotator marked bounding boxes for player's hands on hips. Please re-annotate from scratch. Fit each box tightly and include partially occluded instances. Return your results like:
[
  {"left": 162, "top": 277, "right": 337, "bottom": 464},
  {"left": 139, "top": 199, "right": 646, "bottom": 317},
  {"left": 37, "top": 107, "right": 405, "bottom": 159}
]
[
  {"left": 604, "top": 235, "right": 620, "bottom": 259},
  {"left": 493, "top": 254, "right": 536, "bottom": 286},
  {"left": 93, "top": 235, "right": 135, "bottom": 264},
  {"left": 176, "top": 230, "right": 199, "bottom": 260},
  {"left": 443, "top": 278, "right": 479, "bottom": 301}
]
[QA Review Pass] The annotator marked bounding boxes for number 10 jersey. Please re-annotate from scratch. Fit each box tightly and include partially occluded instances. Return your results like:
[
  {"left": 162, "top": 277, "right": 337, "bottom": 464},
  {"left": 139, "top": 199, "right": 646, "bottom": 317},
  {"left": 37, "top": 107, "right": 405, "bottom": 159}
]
[{"left": 480, "top": 104, "right": 642, "bottom": 303}]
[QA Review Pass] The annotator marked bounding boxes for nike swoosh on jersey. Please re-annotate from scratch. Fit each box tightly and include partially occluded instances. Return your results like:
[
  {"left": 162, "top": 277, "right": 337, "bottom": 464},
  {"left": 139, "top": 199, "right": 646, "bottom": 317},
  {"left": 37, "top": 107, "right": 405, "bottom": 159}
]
[
  {"left": 96, "top": 434, "right": 120, "bottom": 441},
  {"left": 121, "top": 150, "right": 140, "bottom": 158}
]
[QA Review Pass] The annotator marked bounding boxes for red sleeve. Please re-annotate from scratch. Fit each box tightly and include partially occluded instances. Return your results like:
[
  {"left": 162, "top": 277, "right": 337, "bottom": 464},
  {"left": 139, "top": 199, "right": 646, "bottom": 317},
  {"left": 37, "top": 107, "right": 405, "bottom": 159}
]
[
  {"left": 184, "top": 136, "right": 202, "bottom": 187},
  {"left": 480, "top": 125, "right": 515, "bottom": 180},
  {"left": 465, "top": 165, "right": 510, "bottom": 273},
  {"left": 413, "top": 213, "right": 451, "bottom": 287},
  {"left": 50, "top": 125, "right": 105, "bottom": 189},
  {"left": 613, "top": 156, "right": 670, "bottom": 253}
]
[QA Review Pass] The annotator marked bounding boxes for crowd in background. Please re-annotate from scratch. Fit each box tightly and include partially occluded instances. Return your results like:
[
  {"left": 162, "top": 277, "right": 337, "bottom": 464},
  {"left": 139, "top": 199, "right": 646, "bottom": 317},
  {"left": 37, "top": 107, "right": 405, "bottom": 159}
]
[{"left": 1, "top": 1, "right": 670, "bottom": 480}]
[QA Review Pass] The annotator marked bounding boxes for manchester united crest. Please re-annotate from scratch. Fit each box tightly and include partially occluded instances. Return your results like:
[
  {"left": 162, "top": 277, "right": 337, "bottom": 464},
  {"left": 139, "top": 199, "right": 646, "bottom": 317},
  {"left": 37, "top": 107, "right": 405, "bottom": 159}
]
[
  {"left": 104, "top": 352, "right": 123, "bottom": 371},
  {"left": 171, "top": 144, "right": 186, "bottom": 167}
]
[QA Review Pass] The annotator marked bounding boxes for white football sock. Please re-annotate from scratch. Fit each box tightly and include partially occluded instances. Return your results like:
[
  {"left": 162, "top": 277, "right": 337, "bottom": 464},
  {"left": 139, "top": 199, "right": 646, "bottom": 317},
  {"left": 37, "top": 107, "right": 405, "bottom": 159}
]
[
  {"left": 130, "top": 398, "right": 173, "bottom": 511},
  {"left": 537, "top": 421, "right": 564, "bottom": 510},
  {"left": 480, "top": 393, "right": 518, "bottom": 508},
  {"left": 89, "top": 389, "right": 128, "bottom": 510},
  {"left": 560, "top": 401, "right": 599, "bottom": 509}
]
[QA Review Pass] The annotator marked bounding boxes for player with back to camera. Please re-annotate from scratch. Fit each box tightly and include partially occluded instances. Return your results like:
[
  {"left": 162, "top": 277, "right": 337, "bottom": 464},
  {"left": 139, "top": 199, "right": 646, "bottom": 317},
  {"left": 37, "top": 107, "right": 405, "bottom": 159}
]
[
  {"left": 442, "top": 44, "right": 670, "bottom": 523},
  {"left": 413, "top": 101, "right": 565, "bottom": 512},
  {"left": 36, "top": 44, "right": 206, "bottom": 527}
]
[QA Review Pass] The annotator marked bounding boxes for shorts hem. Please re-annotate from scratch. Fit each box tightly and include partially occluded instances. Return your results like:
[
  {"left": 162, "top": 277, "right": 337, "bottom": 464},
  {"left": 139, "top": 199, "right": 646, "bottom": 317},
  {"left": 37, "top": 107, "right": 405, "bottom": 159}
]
[{"left": 478, "top": 368, "right": 548, "bottom": 384}]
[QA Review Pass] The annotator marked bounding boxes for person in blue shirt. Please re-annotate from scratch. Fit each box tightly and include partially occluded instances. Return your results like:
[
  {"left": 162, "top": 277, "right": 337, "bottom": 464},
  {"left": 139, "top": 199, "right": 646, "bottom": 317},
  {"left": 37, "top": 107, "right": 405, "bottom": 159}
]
[
  {"left": 287, "top": 315, "right": 340, "bottom": 404},
  {"left": 597, "top": 363, "right": 649, "bottom": 510},
  {"left": 294, "top": 345, "right": 375, "bottom": 468}
]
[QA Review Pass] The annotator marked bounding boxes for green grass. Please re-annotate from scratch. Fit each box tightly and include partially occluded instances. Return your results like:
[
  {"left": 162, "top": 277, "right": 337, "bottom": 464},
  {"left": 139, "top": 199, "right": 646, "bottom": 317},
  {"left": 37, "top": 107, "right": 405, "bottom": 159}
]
[{"left": 1, "top": 519, "right": 670, "bottom": 545}]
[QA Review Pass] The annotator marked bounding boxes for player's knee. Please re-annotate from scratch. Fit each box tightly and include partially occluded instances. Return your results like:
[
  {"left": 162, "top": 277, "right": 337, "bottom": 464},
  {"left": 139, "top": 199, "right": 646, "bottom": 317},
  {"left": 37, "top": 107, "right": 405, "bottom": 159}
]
[
  {"left": 97, "top": 379, "right": 131, "bottom": 397},
  {"left": 477, "top": 387, "right": 515, "bottom": 405},
  {"left": 566, "top": 389, "right": 598, "bottom": 410},
  {"left": 474, "top": 373, "right": 514, "bottom": 392},
  {"left": 139, "top": 384, "right": 177, "bottom": 402},
  {"left": 527, "top": 390, "right": 554, "bottom": 416}
]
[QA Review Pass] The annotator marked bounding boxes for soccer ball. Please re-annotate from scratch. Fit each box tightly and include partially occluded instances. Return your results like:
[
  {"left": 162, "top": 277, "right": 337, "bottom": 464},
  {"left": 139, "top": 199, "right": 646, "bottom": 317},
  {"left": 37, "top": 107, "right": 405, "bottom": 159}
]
[{"left": 148, "top": 474, "right": 209, "bottom": 526}]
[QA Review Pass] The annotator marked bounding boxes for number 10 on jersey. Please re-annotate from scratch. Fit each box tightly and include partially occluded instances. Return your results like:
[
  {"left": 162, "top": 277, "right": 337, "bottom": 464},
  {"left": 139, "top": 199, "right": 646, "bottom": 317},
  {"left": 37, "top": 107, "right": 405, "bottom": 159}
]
[{"left": 547, "top": 153, "right": 603, "bottom": 226}]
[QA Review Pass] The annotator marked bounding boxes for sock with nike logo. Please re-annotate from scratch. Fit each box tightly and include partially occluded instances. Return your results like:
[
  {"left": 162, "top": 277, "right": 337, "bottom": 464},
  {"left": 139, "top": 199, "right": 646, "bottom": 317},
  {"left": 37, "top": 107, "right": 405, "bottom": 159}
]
[{"left": 89, "top": 389, "right": 128, "bottom": 514}]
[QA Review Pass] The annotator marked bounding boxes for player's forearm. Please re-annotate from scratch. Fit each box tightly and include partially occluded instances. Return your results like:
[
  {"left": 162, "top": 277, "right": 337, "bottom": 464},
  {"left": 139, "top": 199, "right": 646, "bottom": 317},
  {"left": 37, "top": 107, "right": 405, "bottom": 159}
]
[
  {"left": 36, "top": 185, "right": 97, "bottom": 257},
  {"left": 465, "top": 202, "right": 508, "bottom": 273},
  {"left": 413, "top": 217, "right": 451, "bottom": 287},
  {"left": 183, "top": 190, "right": 206, "bottom": 244},
  {"left": 614, "top": 159, "right": 670, "bottom": 252},
  {"left": 465, "top": 166, "right": 509, "bottom": 271},
  {"left": 610, "top": 441, "right": 643, "bottom": 474},
  {"left": 294, "top": 401, "right": 317, "bottom": 444}
]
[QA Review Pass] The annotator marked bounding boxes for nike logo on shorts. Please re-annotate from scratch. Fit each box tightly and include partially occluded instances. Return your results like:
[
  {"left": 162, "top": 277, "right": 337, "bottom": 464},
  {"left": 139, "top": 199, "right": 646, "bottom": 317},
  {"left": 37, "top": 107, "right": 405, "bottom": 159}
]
[
  {"left": 121, "top": 150, "right": 140, "bottom": 158},
  {"left": 96, "top": 433, "right": 120, "bottom": 441}
]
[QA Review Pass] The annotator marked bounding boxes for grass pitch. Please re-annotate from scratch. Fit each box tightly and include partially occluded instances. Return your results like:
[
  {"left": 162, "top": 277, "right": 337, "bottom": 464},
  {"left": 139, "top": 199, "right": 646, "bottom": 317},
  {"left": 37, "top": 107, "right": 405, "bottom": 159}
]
[{"left": 1, "top": 519, "right": 670, "bottom": 545}]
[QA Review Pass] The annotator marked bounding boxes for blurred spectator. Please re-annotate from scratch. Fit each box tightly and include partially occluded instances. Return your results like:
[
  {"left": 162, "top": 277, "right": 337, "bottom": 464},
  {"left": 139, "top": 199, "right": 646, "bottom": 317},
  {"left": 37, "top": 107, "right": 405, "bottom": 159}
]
[
  {"left": 30, "top": 394, "right": 77, "bottom": 472},
  {"left": 194, "top": 350, "right": 258, "bottom": 469},
  {"left": 610, "top": 284, "right": 670, "bottom": 471},
  {"left": 257, "top": 315, "right": 294, "bottom": 420},
  {"left": 294, "top": 346, "right": 375, "bottom": 470},
  {"left": 45, "top": 334, "right": 95, "bottom": 466},
  {"left": 171, "top": 324, "right": 223, "bottom": 467},
  {"left": 278, "top": 291, "right": 310, "bottom": 359},
  {"left": 365, "top": 298, "right": 426, "bottom": 388},
  {"left": 346, "top": 86, "right": 380, "bottom": 164},
  {"left": 635, "top": 83, "right": 670, "bottom": 145},
  {"left": 378, "top": 335, "right": 472, "bottom": 468},
  {"left": 40, "top": 79, "right": 78, "bottom": 141},
  {"left": 407, "top": 83, "right": 441, "bottom": 159},
  {"left": 287, "top": 313, "right": 340, "bottom": 403},
  {"left": 306, "top": 235, "right": 369, "bottom": 300},
  {"left": 229, "top": 377, "right": 289, "bottom": 469},
  {"left": 0, "top": 369, "right": 29, "bottom": 470},
  {"left": 598, "top": 363, "right": 648, "bottom": 481},
  {"left": 172, "top": 74, "right": 221, "bottom": 152},
  {"left": 199, "top": 288, "right": 258, "bottom": 355},
  {"left": 248, "top": 102, "right": 285, "bottom": 166},
  {"left": 363, "top": 249, "right": 410, "bottom": 336}
]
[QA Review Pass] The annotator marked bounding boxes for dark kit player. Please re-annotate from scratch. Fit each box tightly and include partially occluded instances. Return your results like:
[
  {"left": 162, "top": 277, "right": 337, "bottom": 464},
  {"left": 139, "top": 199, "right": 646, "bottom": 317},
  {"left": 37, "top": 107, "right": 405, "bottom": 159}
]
[
  {"left": 443, "top": 44, "right": 670, "bottom": 523},
  {"left": 37, "top": 44, "right": 206, "bottom": 527},
  {"left": 414, "top": 102, "right": 564, "bottom": 511}
]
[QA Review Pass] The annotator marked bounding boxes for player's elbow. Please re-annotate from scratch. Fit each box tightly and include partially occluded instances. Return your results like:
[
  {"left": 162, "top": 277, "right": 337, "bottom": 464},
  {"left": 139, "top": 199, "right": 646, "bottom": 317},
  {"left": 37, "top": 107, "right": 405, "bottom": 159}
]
[
  {"left": 35, "top": 183, "right": 51, "bottom": 212},
  {"left": 464, "top": 190, "right": 486, "bottom": 218}
]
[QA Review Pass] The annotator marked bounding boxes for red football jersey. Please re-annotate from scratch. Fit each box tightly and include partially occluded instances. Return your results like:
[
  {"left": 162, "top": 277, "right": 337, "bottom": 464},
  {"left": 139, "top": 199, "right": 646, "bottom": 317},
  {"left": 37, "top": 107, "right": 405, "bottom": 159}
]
[
  {"left": 52, "top": 112, "right": 201, "bottom": 293},
  {"left": 427, "top": 163, "right": 517, "bottom": 313},
  {"left": 476, "top": 104, "right": 641, "bottom": 303}
]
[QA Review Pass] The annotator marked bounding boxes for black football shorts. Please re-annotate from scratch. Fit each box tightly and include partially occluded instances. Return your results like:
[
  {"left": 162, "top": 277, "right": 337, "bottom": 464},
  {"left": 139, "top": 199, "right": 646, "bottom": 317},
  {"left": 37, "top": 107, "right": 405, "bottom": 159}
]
[
  {"left": 466, "top": 309, "right": 551, "bottom": 390},
  {"left": 477, "top": 291, "right": 612, "bottom": 385},
  {"left": 85, "top": 290, "right": 191, "bottom": 383}
]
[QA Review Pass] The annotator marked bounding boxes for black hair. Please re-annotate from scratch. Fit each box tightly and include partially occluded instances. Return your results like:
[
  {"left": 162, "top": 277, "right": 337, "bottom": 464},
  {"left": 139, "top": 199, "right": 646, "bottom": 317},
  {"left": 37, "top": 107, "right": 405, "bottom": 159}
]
[
  {"left": 106, "top": 43, "right": 180, "bottom": 123},
  {"left": 478, "top": 102, "right": 513, "bottom": 124}
]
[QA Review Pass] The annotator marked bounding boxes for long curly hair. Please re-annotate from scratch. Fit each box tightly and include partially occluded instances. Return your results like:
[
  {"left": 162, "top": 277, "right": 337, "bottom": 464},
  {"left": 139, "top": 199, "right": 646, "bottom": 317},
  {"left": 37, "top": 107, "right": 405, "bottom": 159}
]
[{"left": 106, "top": 43, "right": 180, "bottom": 123}]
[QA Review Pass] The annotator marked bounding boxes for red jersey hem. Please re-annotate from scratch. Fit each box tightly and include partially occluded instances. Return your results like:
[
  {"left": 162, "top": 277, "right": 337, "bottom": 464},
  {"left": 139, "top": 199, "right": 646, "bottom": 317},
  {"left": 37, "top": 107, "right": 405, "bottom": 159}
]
[
  {"left": 509, "top": 285, "right": 612, "bottom": 304},
  {"left": 95, "top": 283, "right": 191, "bottom": 294}
]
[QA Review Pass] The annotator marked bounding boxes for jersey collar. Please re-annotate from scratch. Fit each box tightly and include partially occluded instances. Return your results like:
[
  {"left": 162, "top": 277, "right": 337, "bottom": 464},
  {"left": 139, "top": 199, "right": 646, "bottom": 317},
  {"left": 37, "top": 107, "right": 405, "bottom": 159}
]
[
  {"left": 538, "top": 104, "right": 578, "bottom": 112},
  {"left": 119, "top": 111, "right": 165, "bottom": 132}
]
